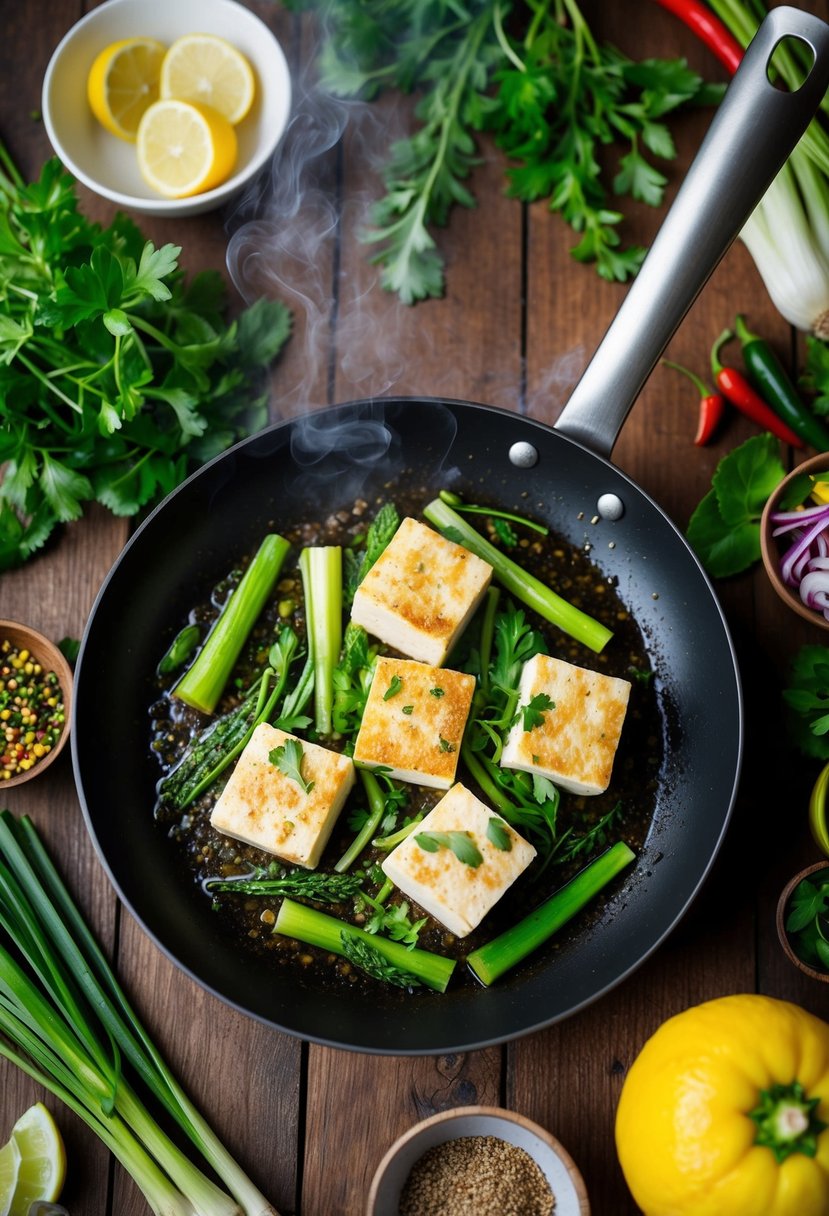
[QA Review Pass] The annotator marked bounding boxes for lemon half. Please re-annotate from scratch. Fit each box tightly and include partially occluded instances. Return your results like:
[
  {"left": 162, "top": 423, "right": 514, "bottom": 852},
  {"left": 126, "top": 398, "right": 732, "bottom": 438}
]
[
  {"left": 137, "top": 98, "right": 237, "bottom": 198},
  {"left": 87, "top": 37, "right": 166, "bottom": 141},
  {"left": 160, "top": 33, "right": 255, "bottom": 124}
]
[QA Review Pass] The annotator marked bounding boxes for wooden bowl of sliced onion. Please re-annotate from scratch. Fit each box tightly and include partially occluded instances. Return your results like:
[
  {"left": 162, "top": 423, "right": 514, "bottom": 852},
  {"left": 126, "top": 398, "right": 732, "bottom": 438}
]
[{"left": 761, "top": 452, "right": 829, "bottom": 631}]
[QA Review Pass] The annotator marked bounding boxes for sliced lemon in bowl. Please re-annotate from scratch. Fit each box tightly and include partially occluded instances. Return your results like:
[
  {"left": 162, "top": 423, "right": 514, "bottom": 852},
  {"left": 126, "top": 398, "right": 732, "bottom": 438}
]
[
  {"left": 6, "top": 1103, "right": 65, "bottom": 1215},
  {"left": 137, "top": 99, "right": 237, "bottom": 198},
  {"left": 160, "top": 33, "right": 256, "bottom": 125},
  {"left": 87, "top": 37, "right": 166, "bottom": 141}
]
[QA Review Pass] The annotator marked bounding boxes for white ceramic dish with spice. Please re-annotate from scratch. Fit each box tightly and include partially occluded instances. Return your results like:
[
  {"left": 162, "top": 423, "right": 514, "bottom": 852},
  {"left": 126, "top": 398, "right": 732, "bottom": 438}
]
[
  {"left": 41, "top": 0, "right": 291, "bottom": 217},
  {"left": 366, "top": 1105, "right": 590, "bottom": 1216},
  {"left": 0, "top": 620, "right": 73, "bottom": 789}
]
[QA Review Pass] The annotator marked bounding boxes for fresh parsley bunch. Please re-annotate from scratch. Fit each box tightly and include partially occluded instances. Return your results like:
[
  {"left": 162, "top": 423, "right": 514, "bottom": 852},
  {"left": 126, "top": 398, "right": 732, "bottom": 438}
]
[
  {"left": 288, "top": 0, "right": 718, "bottom": 300},
  {"left": 0, "top": 147, "right": 291, "bottom": 570}
]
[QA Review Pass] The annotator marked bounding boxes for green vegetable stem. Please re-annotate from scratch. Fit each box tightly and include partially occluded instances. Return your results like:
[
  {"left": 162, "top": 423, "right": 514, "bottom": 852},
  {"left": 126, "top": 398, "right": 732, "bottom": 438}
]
[
  {"left": 274, "top": 897, "right": 456, "bottom": 991},
  {"left": 423, "top": 497, "right": 612, "bottom": 652},
  {"left": 300, "top": 545, "right": 343, "bottom": 735},
  {"left": 0, "top": 810, "right": 277, "bottom": 1215},
  {"left": 467, "top": 840, "right": 635, "bottom": 985},
  {"left": 735, "top": 315, "right": 829, "bottom": 451},
  {"left": 174, "top": 533, "right": 290, "bottom": 715}
]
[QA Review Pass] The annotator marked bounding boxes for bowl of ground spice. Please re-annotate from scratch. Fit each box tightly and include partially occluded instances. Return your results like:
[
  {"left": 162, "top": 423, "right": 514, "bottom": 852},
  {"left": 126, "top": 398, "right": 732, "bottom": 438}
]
[
  {"left": 0, "top": 621, "right": 73, "bottom": 788},
  {"left": 367, "top": 1105, "right": 589, "bottom": 1216}
]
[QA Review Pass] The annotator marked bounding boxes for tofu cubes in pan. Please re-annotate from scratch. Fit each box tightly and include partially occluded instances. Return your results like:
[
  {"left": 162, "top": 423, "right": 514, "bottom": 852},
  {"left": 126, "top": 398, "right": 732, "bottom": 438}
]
[
  {"left": 353, "top": 655, "right": 475, "bottom": 789},
  {"left": 501, "top": 654, "right": 631, "bottom": 796},
  {"left": 210, "top": 723, "right": 355, "bottom": 868},
  {"left": 351, "top": 517, "right": 492, "bottom": 665},
  {"left": 381, "top": 783, "right": 536, "bottom": 938}
]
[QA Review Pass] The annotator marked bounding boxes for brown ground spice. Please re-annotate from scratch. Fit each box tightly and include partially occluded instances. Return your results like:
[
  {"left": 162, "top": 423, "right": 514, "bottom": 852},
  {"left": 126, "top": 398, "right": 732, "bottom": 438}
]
[{"left": 398, "top": 1134, "right": 555, "bottom": 1215}]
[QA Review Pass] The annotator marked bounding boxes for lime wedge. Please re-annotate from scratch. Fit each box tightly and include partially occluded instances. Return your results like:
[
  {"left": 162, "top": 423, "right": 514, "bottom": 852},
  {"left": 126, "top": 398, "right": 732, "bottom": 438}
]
[
  {"left": 0, "top": 1137, "right": 21, "bottom": 1216},
  {"left": 809, "top": 760, "right": 829, "bottom": 858},
  {"left": 7, "top": 1104, "right": 65, "bottom": 1214}
]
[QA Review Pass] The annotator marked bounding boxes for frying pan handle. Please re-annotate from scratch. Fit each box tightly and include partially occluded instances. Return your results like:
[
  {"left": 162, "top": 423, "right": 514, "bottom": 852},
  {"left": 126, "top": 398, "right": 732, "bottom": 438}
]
[{"left": 555, "top": 6, "right": 829, "bottom": 458}]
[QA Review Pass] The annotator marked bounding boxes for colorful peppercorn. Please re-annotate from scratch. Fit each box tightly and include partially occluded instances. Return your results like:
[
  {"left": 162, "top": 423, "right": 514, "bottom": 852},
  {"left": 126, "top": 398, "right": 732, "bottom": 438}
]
[{"left": 0, "top": 638, "right": 65, "bottom": 780}]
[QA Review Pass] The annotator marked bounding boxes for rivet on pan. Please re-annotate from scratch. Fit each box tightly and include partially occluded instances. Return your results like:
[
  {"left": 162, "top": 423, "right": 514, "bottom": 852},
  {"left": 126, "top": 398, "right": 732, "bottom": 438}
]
[
  {"left": 509, "top": 441, "right": 538, "bottom": 468},
  {"left": 597, "top": 492, "right": 624, "bottom": 521}
]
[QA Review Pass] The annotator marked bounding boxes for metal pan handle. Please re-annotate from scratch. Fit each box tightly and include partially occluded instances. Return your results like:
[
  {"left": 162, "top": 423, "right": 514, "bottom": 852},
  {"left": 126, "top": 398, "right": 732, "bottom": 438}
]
[{"left": 555, "top": 5, "right": 829, "bottom": 458}]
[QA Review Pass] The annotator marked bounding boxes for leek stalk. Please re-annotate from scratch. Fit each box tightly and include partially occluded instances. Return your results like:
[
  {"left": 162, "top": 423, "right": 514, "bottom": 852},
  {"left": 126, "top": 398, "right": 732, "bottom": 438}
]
[
  {"left": 174, "top": 533, "right": 290, "bottom": 715},
  {"left": 299, "top": 545, "right": 343, "bottom": 734},
  {"left": 422, "top": 498, "right": 612, "bottom": 652},
  {"left": 467, "top": 841, "right": 635, "bottom": 985}
]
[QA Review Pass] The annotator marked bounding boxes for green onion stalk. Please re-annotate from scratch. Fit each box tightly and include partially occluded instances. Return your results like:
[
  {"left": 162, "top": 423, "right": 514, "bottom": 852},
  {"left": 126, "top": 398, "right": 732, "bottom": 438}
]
[
  {"left": 467, "top": 840, "right": 635, "bottom": 985},
  {"left": 0, "top": 810, "right": 279, "bottom": 1216},
  {"left": 701, "top": 0, "right": 829, "bottom": 337},
  {"left": 422, "top": 498, "right": 612, "bottom": 652},
  {"left": 299, "top": 545, "right": 343, "bottom": 734},
  {"left": 174, "top": 533, "right": 291, "bottom": 715}
]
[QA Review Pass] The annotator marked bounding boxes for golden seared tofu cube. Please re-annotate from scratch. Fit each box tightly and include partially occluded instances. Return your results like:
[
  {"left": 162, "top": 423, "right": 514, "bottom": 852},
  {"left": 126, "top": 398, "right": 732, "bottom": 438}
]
[
  {"left": 350, "top": 516, "right": 492, "bottom": 664},
  {"left": 353, "top": 655, "right": 475, "bottom": 789},
  {"left": 210, "top": 723, "right": 355, "bottom": 868},
  {"left": 381, "top": 783, "right": 536, "bottom": 937},
  {"left": 501, "top": 654, "right": 631, "bottom": 796}
]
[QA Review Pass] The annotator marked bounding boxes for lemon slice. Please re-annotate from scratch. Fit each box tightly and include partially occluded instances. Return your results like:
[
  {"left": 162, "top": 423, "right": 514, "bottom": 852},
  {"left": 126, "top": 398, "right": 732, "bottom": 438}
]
[
  {"left": 160, "top": 33, "right": 255, "bottom": 124},
  {"left": 87, "top": 37, "right": 166, "bottom": 141},
  {"left": 136, "top": 99, "right": 237, "bottom": 198},
  {"left": 7, "top": 1104, "right": 65, "bottom": 1214},
  {"left": 0, "top": 1137, "right": 21, "bottom": 1216}
]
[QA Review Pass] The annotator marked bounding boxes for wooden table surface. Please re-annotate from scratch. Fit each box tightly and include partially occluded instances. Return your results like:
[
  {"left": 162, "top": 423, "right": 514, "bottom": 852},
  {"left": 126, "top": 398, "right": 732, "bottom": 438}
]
[{"left": 4, "top": 2, "right": 829, "bottom": 1212}]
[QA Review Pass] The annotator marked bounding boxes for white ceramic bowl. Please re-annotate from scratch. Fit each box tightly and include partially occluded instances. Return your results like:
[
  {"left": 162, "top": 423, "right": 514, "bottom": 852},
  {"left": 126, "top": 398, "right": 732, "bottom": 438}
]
[
  {"left": 367, "top": 1105, "right": 590, "bottom": 1215},
  {"left": 42, "top": 0, "right": 291, "bottom": 217}
]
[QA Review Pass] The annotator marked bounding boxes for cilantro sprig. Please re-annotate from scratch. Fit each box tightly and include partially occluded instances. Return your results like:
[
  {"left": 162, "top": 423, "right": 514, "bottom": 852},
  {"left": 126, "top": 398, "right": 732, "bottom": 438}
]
[
  {"left": 0, "top": 146, "right": 291, "bottom": 570},
  {"left": 784, "top": 646, "right": 829, "bottom": 760},
  {"left": 288, "top": 0, "right": 717, "bottom": 300},
  {"left": 269, "top": 738, "right": 315, "bottom": 794}
]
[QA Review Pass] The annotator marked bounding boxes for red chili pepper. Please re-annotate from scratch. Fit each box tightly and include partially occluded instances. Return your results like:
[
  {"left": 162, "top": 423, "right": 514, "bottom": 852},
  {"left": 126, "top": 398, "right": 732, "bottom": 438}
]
[
  {"left": 662, "top": 359, "right": 726, "bottom": 446},
  {"left": 652, "top": 0, "right": 743, "bottom": 74},
  {"left": 710, "top": 330, "right": 803, "bottom": 447}
]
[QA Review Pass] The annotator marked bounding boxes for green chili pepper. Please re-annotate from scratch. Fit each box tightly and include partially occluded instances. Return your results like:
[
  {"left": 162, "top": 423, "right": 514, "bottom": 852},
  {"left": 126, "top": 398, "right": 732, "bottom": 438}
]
[
  {"left": 157, "top": 623, "right": 201, "bottom": 675},
  {"left": 735, "top": 315, "right": 829, "bottom": 451}
]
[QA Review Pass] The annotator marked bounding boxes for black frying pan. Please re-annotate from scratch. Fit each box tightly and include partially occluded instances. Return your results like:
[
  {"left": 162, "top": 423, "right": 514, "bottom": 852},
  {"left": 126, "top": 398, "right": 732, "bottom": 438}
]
[{"left": 72, "top": 9, "right": 829, "bottom": 1054}]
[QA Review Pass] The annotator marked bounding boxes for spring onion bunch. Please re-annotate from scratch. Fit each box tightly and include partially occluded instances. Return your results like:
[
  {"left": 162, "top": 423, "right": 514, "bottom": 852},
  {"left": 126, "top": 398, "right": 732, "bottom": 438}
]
[{"left": 0, "top": 810, "right": 277, "bottom": 1216}]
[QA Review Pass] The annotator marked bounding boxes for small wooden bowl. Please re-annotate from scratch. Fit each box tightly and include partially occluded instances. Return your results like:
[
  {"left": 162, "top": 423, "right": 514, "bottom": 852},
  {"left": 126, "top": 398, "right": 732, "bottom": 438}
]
[
  {"left": 776, "top": 860, "right": 829, "bottom": 983},
  {"left": 0, "top": 620, "right": 73, "bottom": 789},
  {"left": 760, "top": 452, "right": 829, "bottom": 632},
  {"left": 367, "top": 1105, "right": 590, "bottom": 1215}
]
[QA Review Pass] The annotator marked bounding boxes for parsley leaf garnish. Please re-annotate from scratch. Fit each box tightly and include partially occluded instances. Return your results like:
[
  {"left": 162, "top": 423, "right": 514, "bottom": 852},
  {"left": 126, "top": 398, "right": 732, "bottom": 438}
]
[
  {"left": 430, "top": 687, "right": 445, "bottom": 698},
  {"left": 519, "top": 692, "right": 554, "bottom": 731},
  {"left": 415, "top": 830, "right": 483, "bottom": 868},
  {"left": 269, "top": 738, "right": 315, "bottom": 794},
  {"left": 438, "top": 736, "right": 455, "bottom": 753}
]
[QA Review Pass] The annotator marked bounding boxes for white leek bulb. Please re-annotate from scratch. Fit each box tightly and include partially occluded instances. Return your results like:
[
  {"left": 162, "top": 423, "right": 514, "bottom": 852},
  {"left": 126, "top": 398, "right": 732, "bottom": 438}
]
[{"left": 739, "top": 153, "right": 829, "bottom": 338}]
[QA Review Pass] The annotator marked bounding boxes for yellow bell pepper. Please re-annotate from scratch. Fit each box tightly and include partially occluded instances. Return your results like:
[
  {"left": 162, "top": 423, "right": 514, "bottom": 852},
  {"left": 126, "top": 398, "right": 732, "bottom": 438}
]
[{"left": 615, "top": 994, "right": 829, "bottom": 1216}]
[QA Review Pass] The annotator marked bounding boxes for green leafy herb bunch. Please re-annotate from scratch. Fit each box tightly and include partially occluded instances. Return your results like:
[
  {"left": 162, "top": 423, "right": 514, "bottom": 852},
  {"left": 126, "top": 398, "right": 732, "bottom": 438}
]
[
  {"left": 286, "top": 0, "right": 719, "bottom": 301},
  {"left": 0, "top": 146, "right": 291, "bottom": 570}
]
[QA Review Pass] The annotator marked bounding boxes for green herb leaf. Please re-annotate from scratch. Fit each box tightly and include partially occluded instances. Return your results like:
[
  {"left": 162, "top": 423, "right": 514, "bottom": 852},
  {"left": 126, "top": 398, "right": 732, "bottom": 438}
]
[
  {"left": 269, "top": 738, "right": 315, "bottom": 794},
  {"left": 438, "top": 736, "right": 456, "bottom": 753},
  {"left": 383, "top": 674, "right": 403, "bottom": 700},
  {"left": 784, "top": 646, "right": 829, "bottom": 759},
  {"left": 519, "top": 692, "right": 553, "bottom": 731},
  {"left": 486, "top": 818, "right": 512, "bottom": 852},
  {"left": 415, "top": 830, "right": 483, "bottom": 868},
  {"left": 402, "top": 704, "right": 414, "bottom": 715},
  {"left": 686, "top": 435, "right": 785, "bottom": 578},
  {"left": 430, "top": 686, "right": 444, "bottom": 698}
]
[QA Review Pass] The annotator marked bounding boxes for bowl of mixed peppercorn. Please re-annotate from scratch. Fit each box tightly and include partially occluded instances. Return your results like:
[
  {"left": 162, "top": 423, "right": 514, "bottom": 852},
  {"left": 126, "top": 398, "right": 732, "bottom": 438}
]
[
  {"left": 367, "top": 1105, "right": 589, "bottom": 1216},
  {"left": 0, "top": 621, "right": 72, "bottom": 788}
]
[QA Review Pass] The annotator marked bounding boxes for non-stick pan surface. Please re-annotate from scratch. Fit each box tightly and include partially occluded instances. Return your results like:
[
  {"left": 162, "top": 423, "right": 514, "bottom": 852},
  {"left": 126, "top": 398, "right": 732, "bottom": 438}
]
[
  {"left": 70, "top": 8, "right": 829, "bottom": 1053},
  {"left": 72, "top": 396, "right": 740, "bottom": 1054}
]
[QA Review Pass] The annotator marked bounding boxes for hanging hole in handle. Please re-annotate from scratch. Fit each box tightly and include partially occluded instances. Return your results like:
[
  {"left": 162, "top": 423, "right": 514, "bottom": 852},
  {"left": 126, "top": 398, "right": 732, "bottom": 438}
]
[{"left": 766, "top": 35, "right": 817, "bottom": 92}]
